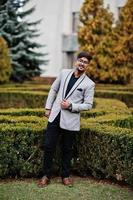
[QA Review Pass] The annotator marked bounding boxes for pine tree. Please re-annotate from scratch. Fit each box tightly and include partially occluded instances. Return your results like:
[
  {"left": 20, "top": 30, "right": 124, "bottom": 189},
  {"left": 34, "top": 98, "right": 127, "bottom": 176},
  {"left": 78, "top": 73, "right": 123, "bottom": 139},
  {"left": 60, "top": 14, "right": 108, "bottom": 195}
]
[
  {"left": 0, "top": 37, "right": 11, "bottom": 83},
  {"left": 78, "top": 0, "right": 114, "bottom": 82},
  {"left": 112, "top": 0, "right": 133, "bottom": 83},
  {"left": 0, "top": 0, "right": 47, "bottom": 82},
  {"left": 78, "top": 0, "right": 132, "bottom": 84},
  {"left": 79, "top": 0, "right": 113, "bottom": 54}
]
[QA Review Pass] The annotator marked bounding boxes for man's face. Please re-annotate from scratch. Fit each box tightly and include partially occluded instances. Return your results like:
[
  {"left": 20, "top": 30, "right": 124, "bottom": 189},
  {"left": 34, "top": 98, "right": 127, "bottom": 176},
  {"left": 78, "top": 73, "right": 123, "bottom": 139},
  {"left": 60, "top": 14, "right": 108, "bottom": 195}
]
[{"left": 75, "top": 57, "right": 89, "bottom": 72}]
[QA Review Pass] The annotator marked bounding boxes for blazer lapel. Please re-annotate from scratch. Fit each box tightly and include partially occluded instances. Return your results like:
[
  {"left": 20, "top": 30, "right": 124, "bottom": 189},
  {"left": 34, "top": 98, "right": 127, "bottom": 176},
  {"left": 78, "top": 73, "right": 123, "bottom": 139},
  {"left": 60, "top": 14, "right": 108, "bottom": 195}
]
[
  {"left": 62, "top": 70, "right": 74, "bottom": 100},
  {"left": 65, "top": 72, "right": 86, "bottom": 100}
]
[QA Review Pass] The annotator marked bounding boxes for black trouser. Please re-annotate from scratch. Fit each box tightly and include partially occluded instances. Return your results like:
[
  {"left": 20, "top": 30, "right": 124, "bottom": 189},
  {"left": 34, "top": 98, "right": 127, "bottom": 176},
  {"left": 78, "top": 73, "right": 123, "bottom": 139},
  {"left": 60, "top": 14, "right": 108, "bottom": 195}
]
[{"left": 43, "top": 113, "right": 77, "bottom": 179}]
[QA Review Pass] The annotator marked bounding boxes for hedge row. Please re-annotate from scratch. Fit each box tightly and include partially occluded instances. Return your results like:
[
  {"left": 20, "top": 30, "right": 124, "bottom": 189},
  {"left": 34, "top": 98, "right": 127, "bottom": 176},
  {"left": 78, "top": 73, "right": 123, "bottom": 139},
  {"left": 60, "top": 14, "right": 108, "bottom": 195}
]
[
  {"left": 96, "top": 84, "right": 133, "bottom": 92},
  {"left": 0, "top": 108, "right": 45, "bottom": 117},
  {"left": 0, "top": 91, "right": 132, "bottom": 185},
  {"left": 0, "top": 83, "right": 132, "bottom": 92},
  {"left": 0, "top": 90, "right": 132, "bottom": 108},
  {"left": 0, "top": 85, "right": 50, "bottom": 92},
  {"left": 0, "top": 88, "right": 132, "bottom": 109},
  {"left": 95, "top": 90, "right": 133, "bottom": 107},
  {"left": 75, "top": 123, "right": 133, "bottom": 185},
  {"left": 0, "top": 91, "right": 47, "bottom": 108},
  {"left": 0, "top": 116, "right": 132, "bottom": 185},
  {"left": 0, "top": 97, "right": 130, "bottom": 117}
]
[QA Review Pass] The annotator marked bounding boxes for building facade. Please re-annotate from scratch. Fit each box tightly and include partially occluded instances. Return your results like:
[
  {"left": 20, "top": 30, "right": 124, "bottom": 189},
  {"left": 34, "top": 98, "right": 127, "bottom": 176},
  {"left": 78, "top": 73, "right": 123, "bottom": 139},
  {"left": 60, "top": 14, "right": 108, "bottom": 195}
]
[{"left": 25, "top": 0, "right": 126, "bottom": 77}]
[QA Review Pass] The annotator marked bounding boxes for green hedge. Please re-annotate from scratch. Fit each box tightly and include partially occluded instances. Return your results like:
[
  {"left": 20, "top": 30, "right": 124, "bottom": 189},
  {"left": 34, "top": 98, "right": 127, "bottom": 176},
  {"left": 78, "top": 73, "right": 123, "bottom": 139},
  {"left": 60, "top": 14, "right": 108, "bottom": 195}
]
[
  {"left": 0, "top": 83, "right": 133, "bottom": 107},
  {"left": 0, "top": 117, "right": 132, "bottom": 185},
  {"left": 0, "top": 101, "right": 132, "bottom": 185},
  {"left": 0, "top": 91, "right": 48, "bottom": 108},
  {"left": 76, "top": 123, "right": 133, "bottom": 185},
  {"left": 0, "top": 85, "right": 50, "bottom": 92},
  {"left": 0, "top": 87, "right": 132, "bottom": 110},
  {"left": 95, "top": 90, "right": 133, "bottom": 107},
  {"left": 0, "top": 123, "right": 45, "bottom": 178},
  {"left": 0, "top": 108, "right": 44, "bottom": 116},
  {"left": 96, "top": 84, "right": 133, "bottom": 92}
]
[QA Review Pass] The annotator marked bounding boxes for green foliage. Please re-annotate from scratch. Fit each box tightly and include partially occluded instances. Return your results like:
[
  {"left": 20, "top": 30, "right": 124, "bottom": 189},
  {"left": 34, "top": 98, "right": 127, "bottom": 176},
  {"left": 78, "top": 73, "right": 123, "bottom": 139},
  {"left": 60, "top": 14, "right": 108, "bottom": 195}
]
[
  {"left": 0, "top": 84, "right": 132, "bottom": 185},
  {"left": 0, "top": 90, "right": 48, "bottom": 108},
  {"left": 0, "top": 102, "right": 132, "bottom": 185},
  {"left": 95, "top": 90, "right": 133, "bottom": 107},
  {"left": 0, "top": 37, "right": 11, "bottom": 83},
  {"left": 0, "top": 108, "right": 45, "bottom": 116},
  {"left": 0, "top": 0, "right": 47, "bottom": 82},
  {"left": 77, "top": 123, "right": 133, "bottom": 185},
  {"left": 0, "top": 87, "right": 132, "bottom": 108}
]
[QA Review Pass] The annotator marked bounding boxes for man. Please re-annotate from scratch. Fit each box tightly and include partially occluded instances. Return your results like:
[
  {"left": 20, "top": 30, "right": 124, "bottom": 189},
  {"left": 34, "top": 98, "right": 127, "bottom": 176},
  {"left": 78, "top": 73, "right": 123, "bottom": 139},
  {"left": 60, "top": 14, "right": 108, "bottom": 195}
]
[{"left": 38, "top": 51, "right": 95, "bottom": 187}]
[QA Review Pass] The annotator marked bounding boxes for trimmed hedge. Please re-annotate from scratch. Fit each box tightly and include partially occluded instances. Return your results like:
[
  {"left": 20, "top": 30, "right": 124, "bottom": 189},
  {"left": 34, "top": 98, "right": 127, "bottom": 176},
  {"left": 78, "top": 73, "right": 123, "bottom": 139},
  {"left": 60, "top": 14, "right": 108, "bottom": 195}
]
[
  {"left": 96, "top": 84, "right": 133, "bottom": 92},
  {"left": 0, "top": 98, "right": 130, "bottom": 117},
  {"left": 0, "top": 82, "right": 132, "bottom": 185},
  {"left": 0, "top": 85, "right": 50, "bottom": 92},
  {"left": 0, "top": 108, "right": 44, "bottom": 117},
  {"left": 76, "top": 123, "right": 133, "bottom": 185},
  {"left": 0, "top": 83, "right": 133, "bottom": 107},
  {"left": 95, "top": 90, "right": 133, "bottom": 107},
  {"left": 0, "top": 123, "right": 45, "bottom": 178},
  {"left": 0, "top": 116, "right": 132, "bottom": 185},
  {"left": 0, "top": 91, "right": 47, "bottom": 108},
  {"left": 0, "top": 99, "right": 132, "bottom": 185},
  {"left": 0, "top": 87, "right": 132, "bottom": 110}
]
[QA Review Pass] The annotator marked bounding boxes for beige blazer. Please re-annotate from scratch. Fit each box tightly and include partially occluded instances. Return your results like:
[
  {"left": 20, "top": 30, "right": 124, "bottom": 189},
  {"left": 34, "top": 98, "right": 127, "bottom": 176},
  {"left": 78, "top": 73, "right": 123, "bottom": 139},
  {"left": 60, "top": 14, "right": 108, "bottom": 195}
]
[{"left": 45, "top": 69, "right": 95, "bottom": 131}]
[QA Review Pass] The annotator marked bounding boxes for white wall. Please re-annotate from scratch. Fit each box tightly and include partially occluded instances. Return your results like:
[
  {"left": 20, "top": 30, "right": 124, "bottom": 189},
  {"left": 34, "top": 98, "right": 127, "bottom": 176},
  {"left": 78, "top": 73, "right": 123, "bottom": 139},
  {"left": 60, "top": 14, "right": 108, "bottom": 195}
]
[
  {"left": 24, "top": 0, "right": 126, "bottom": 77},
  {"left": 25, "top": 0, "right": 65, "bottom": 76}
]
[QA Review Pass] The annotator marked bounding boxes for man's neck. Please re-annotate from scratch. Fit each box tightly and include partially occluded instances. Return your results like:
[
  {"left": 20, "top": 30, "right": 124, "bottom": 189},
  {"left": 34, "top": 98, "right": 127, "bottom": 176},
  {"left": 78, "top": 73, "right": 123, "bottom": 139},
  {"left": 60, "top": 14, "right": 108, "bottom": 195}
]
[{"left": 74, "top": 69, "right": 84, "bottom": 78}]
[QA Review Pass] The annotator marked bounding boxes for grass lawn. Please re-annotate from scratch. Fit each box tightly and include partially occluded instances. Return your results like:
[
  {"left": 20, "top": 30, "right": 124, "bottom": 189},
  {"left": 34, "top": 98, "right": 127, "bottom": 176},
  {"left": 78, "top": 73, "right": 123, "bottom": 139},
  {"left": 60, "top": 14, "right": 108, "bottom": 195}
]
[{"left": 0, "top": 177, "right": 132, "bottom": 200}]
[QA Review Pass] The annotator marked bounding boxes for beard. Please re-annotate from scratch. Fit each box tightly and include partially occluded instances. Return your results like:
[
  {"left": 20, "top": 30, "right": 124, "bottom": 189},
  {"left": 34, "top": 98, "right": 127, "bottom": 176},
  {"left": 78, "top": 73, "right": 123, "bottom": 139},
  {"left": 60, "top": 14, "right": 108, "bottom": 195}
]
[{"left": 76, "top": 65, "right": 85, "bottom": 72}]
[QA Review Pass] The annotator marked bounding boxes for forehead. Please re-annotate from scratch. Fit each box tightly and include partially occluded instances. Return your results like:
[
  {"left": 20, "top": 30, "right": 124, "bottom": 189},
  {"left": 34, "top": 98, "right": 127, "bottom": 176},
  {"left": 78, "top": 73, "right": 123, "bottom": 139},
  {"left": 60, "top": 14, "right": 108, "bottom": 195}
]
[{"left": 78, "top": 57, "right": 88, "bottom": 61}]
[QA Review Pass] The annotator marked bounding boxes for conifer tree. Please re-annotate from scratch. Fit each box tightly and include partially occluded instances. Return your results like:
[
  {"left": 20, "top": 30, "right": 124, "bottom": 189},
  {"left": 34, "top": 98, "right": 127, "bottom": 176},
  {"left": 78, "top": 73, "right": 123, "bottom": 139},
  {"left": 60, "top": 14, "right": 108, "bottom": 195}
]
[
  {"left": 0, "top": 37, "right": 11, "bottom": 83},
  {"left": 112, "top": 0, "right": 133, "bottom": 83},
  {"left": 79, "top": 0, "right": 113, "bottom": 54},
  {"left": 78, "top": 0, "right": 132, "bottom": 83},
  {"left": 78, "top": 0, "right": 114, "bottom": 82},
  {"left": 0, "top": 0, "right": 47, "bottom": 82}
]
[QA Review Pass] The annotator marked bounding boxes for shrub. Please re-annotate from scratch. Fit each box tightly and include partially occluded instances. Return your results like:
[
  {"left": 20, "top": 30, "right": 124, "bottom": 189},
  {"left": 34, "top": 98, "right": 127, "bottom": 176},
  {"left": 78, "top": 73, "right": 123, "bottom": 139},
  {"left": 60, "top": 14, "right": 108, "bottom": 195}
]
[
  {"left": 0, "top": 117, "right": 132, "bottom": 185},
  {"left": 0, "top": 102, "right": 132, "bottom": 185},
  {"left": 0, "top": 91, "right": 48, "bottom": 108},
  {"left": 95, "top": 90, "right": 133, "bottom": 107},
  {"left": 0, "top": 37, "right": 11, "bottom": 83}
]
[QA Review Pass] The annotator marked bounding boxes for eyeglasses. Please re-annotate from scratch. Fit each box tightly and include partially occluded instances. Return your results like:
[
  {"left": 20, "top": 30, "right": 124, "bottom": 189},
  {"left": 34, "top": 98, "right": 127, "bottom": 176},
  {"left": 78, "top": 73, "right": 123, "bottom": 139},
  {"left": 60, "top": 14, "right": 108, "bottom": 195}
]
[{"left": 77, "top": 58, "right": 89, "bottom": 64}]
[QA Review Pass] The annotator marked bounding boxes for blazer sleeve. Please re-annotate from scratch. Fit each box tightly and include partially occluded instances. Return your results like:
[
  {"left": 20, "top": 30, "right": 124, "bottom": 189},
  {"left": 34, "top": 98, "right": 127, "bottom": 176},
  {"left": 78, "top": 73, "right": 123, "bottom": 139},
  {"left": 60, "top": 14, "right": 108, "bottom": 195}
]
[
  {"left": 71, "top": 83, "right": 95, "bottom": 112},
  {"left": 45, "top": 72, "right": 62, "bottom": 109}
]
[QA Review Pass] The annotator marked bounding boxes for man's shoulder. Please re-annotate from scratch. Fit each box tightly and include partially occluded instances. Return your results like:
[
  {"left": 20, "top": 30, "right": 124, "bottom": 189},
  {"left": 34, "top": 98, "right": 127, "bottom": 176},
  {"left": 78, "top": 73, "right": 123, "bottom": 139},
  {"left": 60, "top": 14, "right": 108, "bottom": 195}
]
[
  {"left": 60, "top": 69, "right": 73, "bottom": 77},
  {"left": 62, "top": 69, "right": 73, "bottom": 73},
  {"left": 84, "top": 75, "right": 95, "bottom": 86}
]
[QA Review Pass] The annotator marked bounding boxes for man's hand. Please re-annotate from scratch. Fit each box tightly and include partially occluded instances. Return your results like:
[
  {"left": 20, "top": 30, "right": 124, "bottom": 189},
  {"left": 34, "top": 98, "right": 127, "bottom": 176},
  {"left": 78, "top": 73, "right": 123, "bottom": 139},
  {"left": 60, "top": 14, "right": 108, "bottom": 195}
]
[
  {"left": 45, "top": 109, "right": 51, "bottom": 118},
  {"left": 61, "top": 99, "right": 71, "bottom": 110}
]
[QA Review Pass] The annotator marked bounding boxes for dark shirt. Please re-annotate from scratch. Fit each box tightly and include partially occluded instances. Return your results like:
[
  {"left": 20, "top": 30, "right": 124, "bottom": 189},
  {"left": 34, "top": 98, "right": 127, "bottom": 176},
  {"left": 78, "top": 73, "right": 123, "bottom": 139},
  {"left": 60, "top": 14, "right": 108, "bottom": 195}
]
[{"left": 65, "top": 73, "right": 79, "bottom": 98}]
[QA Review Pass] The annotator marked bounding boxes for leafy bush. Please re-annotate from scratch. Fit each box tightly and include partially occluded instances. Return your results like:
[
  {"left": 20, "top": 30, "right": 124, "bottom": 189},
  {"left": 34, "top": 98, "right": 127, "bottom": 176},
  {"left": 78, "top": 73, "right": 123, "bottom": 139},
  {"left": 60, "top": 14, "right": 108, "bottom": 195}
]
[
  {"left": 0, "top": 99, "right": 132, "bottom": 185},
  {"left": 0, "top": 91, "right": 48, "bottom": 108},
  {"left": 0, "top": 37, "right": 11, "bottom": 83},
  {"left": 0, "top": 115, "right": 132, "bottom": 185},
  {"left": 95, "top": 90, "right": 133, "bottom": 107}
]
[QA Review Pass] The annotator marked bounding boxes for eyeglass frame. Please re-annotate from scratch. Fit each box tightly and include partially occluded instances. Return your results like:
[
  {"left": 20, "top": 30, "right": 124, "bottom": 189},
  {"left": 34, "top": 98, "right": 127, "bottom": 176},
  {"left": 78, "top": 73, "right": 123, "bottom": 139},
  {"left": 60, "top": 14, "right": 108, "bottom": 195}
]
[{"left": 77, "top": 58, "right": 89, "bottom": 65}]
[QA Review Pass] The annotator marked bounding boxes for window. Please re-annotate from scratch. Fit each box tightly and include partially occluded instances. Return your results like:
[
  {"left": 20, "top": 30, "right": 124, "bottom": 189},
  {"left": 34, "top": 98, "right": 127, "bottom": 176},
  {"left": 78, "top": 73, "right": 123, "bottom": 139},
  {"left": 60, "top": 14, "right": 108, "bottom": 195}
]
[
  {"left": 118, "top": 6, "right": 122, "bottom": 17},
  {"left": 72, "top": 12, "right": 79, "bottom": 33}
]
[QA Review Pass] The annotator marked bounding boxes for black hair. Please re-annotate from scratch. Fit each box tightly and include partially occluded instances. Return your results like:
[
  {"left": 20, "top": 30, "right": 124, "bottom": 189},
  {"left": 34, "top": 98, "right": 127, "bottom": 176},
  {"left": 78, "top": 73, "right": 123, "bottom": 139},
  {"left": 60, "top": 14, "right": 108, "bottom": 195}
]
[{"left": 77, "top": 51, "right": 92, "bottom": 62}]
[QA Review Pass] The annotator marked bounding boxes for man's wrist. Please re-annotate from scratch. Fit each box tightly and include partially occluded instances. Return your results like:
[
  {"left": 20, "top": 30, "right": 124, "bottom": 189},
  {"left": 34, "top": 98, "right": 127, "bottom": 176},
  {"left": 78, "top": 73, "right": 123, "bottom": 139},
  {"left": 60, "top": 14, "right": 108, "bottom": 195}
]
[{"left": 68, "top": 103, "right": 72, "bottom": 111}]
